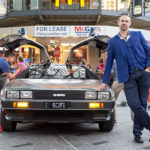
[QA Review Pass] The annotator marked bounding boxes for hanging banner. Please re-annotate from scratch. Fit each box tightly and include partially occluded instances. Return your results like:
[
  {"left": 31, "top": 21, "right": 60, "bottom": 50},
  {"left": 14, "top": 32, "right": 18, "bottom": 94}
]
[
  {"left": 35, "top": 26, "right": 70, "bottom": 37},
  {"left": 35, "top": 26, "right": 105, "bottom": 37},
  {"left": 70, "top": 26, "right": 105, "bottom": 37}
]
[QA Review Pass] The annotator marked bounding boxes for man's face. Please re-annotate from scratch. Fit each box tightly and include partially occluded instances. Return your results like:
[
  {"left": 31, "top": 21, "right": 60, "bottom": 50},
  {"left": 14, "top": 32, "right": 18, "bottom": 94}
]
[
  {"left": 117, "top": 15, "right": 131, "bottom": 32},
  {"left": 8, "top": 56, "right": 15, "bottom": 64}
]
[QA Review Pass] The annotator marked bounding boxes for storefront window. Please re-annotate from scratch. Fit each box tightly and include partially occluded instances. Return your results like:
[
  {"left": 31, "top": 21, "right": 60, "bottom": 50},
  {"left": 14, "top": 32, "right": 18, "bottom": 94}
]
[
  {"left": 41, "top": 0, "right": 51, "bottom": 9},
  {"left": 89, "top": 0, "right": 99, "bottom": 9},
  {"left": 41, "top": 0, "right": 98, "bottom": 10},
  {"left": 21, "top": 46, "right": 41, "bottom": 64},
  {"left": 60, "top": 0, "right": 80, "bottom": 10},
  {"left": 101, "top": 0, "right": 131, "bottom": 11},
  {"left": 13, "top": 0, "right": 23, "bottom": 11},
  {"left": 144, "top": 0, "right": 150, "bottom": 17},
  {"left": 8, "top": 0, "right": 38, "bottom": 12},
  {"left": 22, "top": 0, "right": 38, "bottom": 10},
  {"left": 133, "top": 0, "right": 142, "bottom": 16},
  {"left": 0, "top": 0, "right": 7, "bottom": 16}
]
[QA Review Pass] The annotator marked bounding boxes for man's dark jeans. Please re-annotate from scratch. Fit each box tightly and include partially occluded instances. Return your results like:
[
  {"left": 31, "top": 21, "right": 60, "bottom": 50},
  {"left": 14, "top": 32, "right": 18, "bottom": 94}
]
[{"left": 124, "top": 70, "right": 150, "bottom": 135}]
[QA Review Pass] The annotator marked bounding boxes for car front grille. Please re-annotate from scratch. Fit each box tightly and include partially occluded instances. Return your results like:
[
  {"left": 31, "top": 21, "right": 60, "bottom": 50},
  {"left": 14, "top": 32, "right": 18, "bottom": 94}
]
[{"left": 32, "top": 90, "right": 85, "bottom": 100}]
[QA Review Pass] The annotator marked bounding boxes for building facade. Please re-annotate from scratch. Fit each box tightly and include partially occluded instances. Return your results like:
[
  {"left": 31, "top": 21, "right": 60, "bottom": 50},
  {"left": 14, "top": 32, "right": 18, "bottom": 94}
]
[{"left": 0, "top": 0, "right": 150, "bottom": 30}]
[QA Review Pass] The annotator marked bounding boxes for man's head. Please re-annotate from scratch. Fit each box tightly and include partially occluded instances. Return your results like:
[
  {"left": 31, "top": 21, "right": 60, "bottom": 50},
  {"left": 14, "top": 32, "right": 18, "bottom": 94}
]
[
  {"left": 4, "top": 51, "right": 16, "bottom": 64},
  {"left": 18, "top": 56, "right": 24, "bottom": 63},
  {"left": 117, "top": 12, "right": 131, "bottom": 32},
  {"left": 81, "top": 59, "right": 86, "bottom": 65}
]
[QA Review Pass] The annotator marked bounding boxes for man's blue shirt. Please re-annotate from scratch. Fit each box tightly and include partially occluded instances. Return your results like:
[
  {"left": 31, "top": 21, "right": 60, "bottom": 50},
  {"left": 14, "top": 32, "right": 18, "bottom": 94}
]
[
  {"left": 0, "top": 57, "right": 10, "bottom": 74},
  {"left": 120, "top": 37, "right": 146, "bottom": 73}
]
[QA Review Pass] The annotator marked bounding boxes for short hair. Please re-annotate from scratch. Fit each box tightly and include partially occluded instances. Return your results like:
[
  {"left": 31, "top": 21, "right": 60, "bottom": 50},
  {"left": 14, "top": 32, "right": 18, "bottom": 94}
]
[
  {"left": 18, "top": 56, "right": 24, "bottom": 62},
  {"left": 119, "top": 12, "right": 131, "bottom": 18},
  {"left": 4, "top": 51, "right": 15, "bottom": 57},
  {"left": 99, "top": 58, "right": 103, "bottom": 63}
]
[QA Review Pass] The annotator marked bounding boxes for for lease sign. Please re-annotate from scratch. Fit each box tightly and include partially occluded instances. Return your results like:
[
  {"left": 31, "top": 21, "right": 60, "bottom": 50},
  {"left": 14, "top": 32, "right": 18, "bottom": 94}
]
[
  {"left": 35, "top": 26, "right": 105, "bottom": 37},
  {"left": 35, "top": 26, "right": 69, "bottom": 37}
]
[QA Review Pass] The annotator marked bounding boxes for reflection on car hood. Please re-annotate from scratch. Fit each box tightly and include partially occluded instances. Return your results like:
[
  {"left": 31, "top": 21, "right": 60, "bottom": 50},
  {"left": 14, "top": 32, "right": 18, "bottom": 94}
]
[{"left": 7, "top": 79, "right": 102, "bottom": 91}]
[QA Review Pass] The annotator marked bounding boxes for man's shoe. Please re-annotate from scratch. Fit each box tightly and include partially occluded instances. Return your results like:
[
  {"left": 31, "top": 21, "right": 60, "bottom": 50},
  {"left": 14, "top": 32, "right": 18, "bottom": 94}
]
[{"left": 134, "top": 134, "right": 144, "bottom": 143}]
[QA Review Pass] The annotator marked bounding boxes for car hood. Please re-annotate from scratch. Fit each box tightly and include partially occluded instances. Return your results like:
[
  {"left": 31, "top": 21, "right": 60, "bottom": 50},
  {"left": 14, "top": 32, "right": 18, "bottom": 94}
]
[
  {"left": 7, "top": 79, "right": 103, "bottom": 91},
  {"left": 0, "top": 34, "right": 50, "bottom": 62}
]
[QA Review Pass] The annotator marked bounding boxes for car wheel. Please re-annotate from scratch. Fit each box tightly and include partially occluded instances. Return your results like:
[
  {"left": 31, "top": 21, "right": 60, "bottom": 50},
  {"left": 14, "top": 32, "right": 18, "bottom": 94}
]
[
  {"left": 98, "top": 111, "right": 114, "bottom": 132},
  {"left": 1, "top": 108, "right": 17, "bottom": 132}
]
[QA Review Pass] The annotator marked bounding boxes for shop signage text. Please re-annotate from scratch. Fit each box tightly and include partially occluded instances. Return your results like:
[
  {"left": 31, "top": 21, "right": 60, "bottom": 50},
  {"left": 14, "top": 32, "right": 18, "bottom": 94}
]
[
  {"left": 35, "top": 26, "right": 104, "bottom": 37},
  {"left": 35, "top": 26, "right": 69, "bottom": 37}
]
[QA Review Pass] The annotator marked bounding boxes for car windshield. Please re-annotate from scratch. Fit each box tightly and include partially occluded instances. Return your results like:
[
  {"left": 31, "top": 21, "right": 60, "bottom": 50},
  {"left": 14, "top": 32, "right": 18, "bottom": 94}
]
[{"left": 22, "top": 64, "right": 98, "bottom": 80}]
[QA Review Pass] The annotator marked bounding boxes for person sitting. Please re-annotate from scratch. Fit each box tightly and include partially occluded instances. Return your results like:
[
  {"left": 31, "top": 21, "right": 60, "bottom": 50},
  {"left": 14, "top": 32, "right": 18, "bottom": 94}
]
[
  {"left": 16, "top": 56, "right": 27, "bottom": 77},
  {"left": 80, "top": 59, "right": 87, "bottom": 67}
]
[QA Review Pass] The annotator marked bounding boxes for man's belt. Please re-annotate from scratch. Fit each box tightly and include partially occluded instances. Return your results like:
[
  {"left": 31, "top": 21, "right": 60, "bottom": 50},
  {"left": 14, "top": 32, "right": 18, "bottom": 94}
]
[{"left": 133, "top": 67, "right": 142, "bottom": 73}]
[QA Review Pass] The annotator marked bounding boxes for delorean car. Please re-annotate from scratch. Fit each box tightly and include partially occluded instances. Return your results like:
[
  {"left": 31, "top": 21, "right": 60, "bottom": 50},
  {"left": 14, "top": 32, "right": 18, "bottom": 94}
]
[{"left": 0, "top": 34, "right": 115, "bottom": 132}]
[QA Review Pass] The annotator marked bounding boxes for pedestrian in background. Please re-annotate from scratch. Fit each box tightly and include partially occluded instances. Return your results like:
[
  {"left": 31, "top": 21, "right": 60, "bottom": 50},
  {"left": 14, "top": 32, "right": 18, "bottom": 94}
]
[
  {"left": 80, "top": 59, "right": 87, "bottom": 67},
  {"left": 0, "top": 51, "right": 21, "bottom": 95},
  {"left": 16, "top": 56, "right": 27, "bottom": 77},
  {"left": 96, "top": 58, "right": 105, "bottom": 79},
  {"left": 111, "top": 60, "right": 124, "bottom": 123},
  {"left": 87, "top": 64, "right": 92, "bottom": 71},
  {"left": 100, "top": 13, "right": 150, "bottom": 143}
]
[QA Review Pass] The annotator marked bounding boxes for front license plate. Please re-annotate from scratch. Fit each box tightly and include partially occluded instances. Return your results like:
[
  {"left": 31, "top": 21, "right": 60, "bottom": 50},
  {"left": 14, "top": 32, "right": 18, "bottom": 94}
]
[{"left": 46, "top": 102, "right": 70, "bottom": 109}]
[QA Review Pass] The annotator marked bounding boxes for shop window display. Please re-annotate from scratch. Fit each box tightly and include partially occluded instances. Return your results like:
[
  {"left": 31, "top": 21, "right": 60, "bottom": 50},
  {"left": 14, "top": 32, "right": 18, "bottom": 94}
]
[
  {"left": 144, "top": 0, "right": 150, "bottom": 17},
  {"left": 41, "top": 0, "right": 98, "bottom": 9}
]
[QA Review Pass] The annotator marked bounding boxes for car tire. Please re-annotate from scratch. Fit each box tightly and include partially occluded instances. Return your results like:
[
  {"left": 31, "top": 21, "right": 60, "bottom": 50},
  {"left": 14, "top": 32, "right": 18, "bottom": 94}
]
[
  {"left": 98, "top": 111, "right": 114, "bottom": 132},
  {"left": 1, "top": 108, "right": 17, "bottom": 132}
]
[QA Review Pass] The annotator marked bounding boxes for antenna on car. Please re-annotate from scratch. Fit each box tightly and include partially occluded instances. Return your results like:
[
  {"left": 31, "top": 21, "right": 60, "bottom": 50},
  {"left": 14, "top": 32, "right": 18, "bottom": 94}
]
[
  {"left": 18, "top": 28, "right": 27, "bottom": 37},
  {"left": 88, "top": 27, "right": 95, "bottom": 38}
]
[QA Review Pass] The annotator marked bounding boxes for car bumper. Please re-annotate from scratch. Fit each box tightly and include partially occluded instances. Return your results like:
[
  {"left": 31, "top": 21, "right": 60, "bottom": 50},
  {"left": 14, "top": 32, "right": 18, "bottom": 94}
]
[{"left": 1, "top": 100, "right": 115, "bottom": 123}]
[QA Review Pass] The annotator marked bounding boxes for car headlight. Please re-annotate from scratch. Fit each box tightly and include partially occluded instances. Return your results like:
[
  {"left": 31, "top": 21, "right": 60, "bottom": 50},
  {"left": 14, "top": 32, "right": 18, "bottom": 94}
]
[
  {"left": 98, "top": 92, "right": 110, "bottom": 100},
  {"left": 85, "top": 92, "right": 97, "bottom": 99},
  {"left": 20, "top": 91, "right": 32, "bottom": 99},
  {"left": 7, "top": 91, "right": 19, "bottom": 99}
]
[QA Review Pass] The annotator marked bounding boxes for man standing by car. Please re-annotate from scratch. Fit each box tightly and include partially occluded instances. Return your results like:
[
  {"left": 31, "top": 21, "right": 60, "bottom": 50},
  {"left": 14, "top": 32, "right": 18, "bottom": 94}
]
[
  {"left": 100, "top": 13, "right": 150, "bottom": 143},
  {"left": 0, "top": 51, "right": 21, "bottom": 95}
]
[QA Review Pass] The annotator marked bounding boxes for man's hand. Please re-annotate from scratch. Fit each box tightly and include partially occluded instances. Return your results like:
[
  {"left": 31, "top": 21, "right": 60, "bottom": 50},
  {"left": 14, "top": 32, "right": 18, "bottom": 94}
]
[
  {"left": 145, "top": 67, "right": 150, "bottom": 73},
  {"left": 100, "top": 83, "right": 109, "bottom": 90}
]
